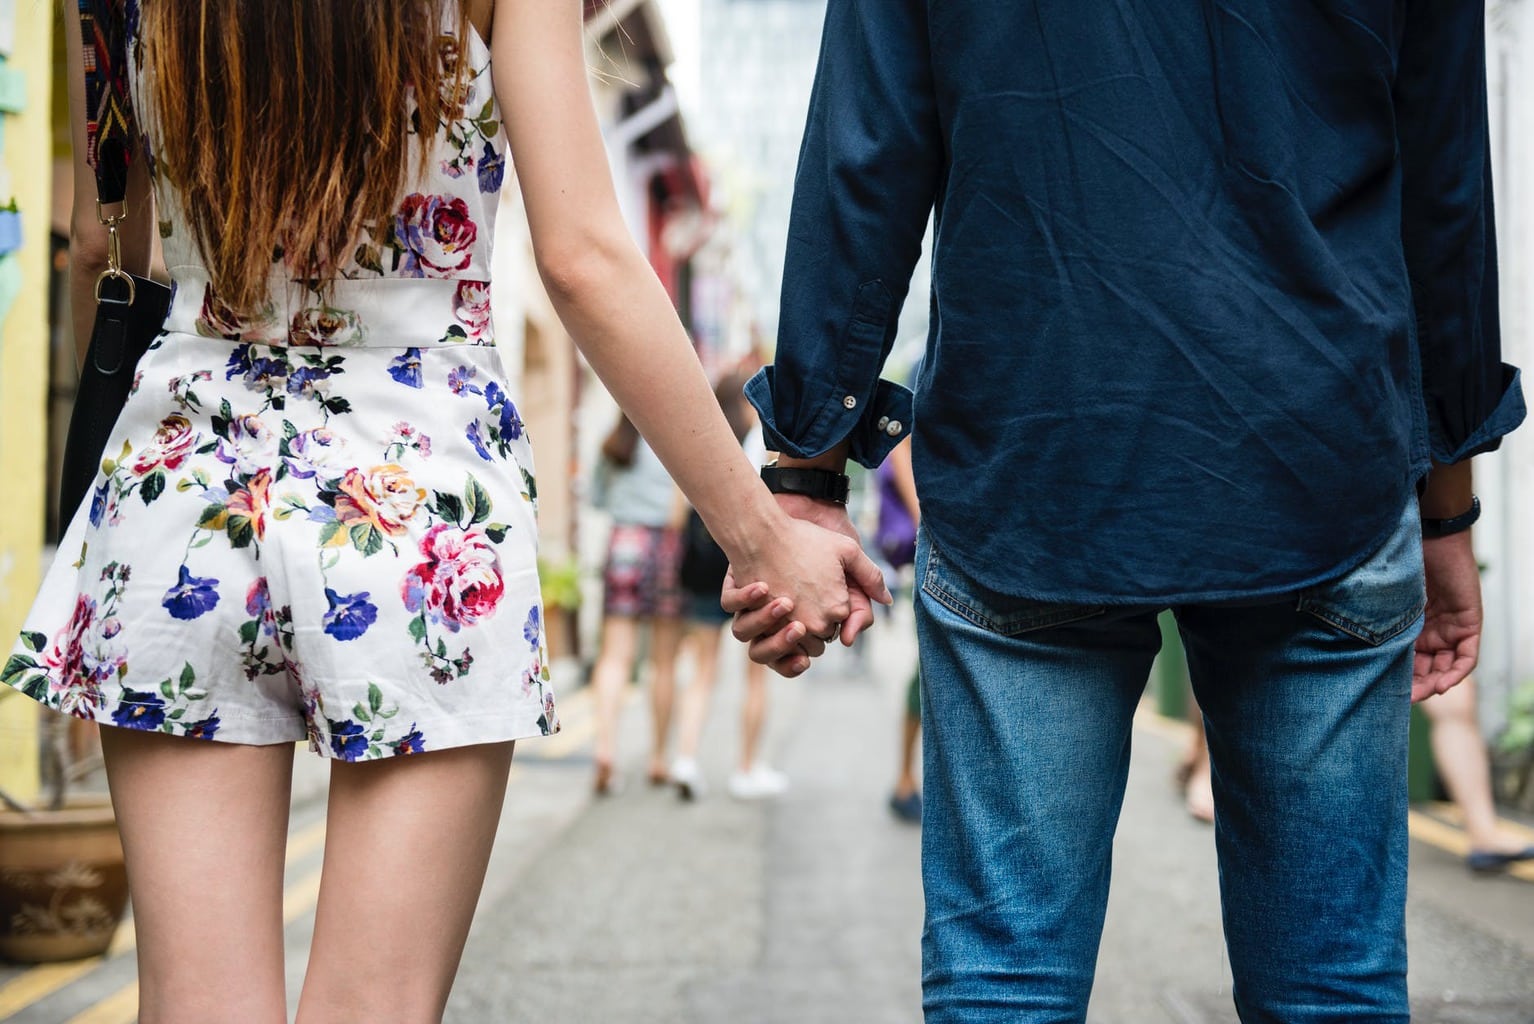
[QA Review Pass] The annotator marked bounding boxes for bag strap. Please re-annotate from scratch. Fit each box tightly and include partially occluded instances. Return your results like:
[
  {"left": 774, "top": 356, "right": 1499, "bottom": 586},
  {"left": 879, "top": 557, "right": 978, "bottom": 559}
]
[
  {"left": 78, "top": 0, "right": 138, "bottom": 205},
  {"left": 78, "top": 0, "right": 143, "bottom": 303}
]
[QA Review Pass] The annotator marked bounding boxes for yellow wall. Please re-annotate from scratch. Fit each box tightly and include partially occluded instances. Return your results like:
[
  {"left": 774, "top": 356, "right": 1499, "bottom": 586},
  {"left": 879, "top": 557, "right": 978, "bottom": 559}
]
[{"left": 0, "top": 1, "right": 55, "bottom": 802}]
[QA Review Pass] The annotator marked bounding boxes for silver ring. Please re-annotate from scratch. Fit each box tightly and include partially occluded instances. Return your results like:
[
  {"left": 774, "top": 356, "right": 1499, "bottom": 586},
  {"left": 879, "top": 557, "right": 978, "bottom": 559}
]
[{"left": 817, "top": 622, "right": 842, "bottom": 643}]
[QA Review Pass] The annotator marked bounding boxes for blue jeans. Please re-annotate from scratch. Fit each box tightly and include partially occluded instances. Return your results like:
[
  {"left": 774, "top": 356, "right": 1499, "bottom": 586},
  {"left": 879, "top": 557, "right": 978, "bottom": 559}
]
[{"left": 916, "top": 499, "right": 1424, "bottom": 1022}]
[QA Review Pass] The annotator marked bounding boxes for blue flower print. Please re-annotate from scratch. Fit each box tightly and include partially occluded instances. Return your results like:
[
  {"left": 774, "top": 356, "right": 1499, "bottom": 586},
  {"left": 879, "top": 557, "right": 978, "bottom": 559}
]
[
  {"left": 484, "top": 382, "right": 524, "bottom": 440},
  {"left": 185, "top": 714, "right": 222, "bottom": 740},
  {"left": 448, "top": 365, "right": 481, "bottom": 396},
  {"left": 287, "top": 365, "right": 332, "bottom": 399},
  {"left": 322, "top": 588, "right": 378, "bottom": 642},
  {"left": 163, "top": 565, "right": 221, "bottom": 621},
  {"left": 523, "top": 607, "right": 541, "bottom": 651},
  {"left": 388, "top": 348, "right": 424, "bottom": 389},
  {"left": 466, "top": 421, "right": 493, "bottom": 462},
  {"left": 329, "top": 718, "right": 368, "bottom": 761},
  {"left": 111, "top": 687, "right": 167, "bottom": 730},
  {"left": 478, "top": 142, "right": 506, "bottom": 194},
  {"left": 394, "top": 726, "right": 426, "bottom": 755},
  {"left": 225, "top": 344, "right": 252, "bottom": 381},
  {"left": 88, "top": 482, "right": 109, "bottom": 528}
]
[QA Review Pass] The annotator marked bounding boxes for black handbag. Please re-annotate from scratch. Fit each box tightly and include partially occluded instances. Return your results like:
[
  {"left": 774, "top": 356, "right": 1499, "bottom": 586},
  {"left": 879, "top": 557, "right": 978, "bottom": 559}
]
[
  {"left": 678, "top": 510, "right": 731, "bottom": 597},
  {"left": 59, "top": 0, "right": 173, "bottom": 523}
]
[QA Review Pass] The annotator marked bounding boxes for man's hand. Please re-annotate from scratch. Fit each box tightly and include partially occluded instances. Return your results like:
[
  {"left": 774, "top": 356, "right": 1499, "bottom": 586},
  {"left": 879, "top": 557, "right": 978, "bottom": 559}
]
[
  {"left": 1415, "top": 530, "right": 1482, "bottom": 702},
  {"left": 723, "top": 493, "right": 888, "bottom": 676}
]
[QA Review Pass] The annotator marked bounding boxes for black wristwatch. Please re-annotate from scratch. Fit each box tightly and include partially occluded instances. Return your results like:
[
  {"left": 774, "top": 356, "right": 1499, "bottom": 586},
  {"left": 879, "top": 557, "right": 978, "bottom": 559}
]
[
  {"left": 760, "top": 461, "right": 851, "bottom": 505},
  {"left": 1421, "top": 495, "right": 1481, "bottom": 539}
]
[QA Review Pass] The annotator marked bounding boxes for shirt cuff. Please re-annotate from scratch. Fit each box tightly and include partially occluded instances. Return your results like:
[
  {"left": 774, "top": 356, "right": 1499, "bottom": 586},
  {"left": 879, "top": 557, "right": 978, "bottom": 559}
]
[
  {"left": 1432, "top": 364, "right": 1526, "bottom": 464},
  {"left": 744, "top": 366, "right": 915, "bottom": 469}
]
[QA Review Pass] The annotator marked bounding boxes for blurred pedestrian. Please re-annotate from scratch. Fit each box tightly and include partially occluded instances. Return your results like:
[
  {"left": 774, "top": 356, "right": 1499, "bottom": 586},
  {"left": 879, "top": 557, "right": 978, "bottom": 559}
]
[
  {"left": 727, "top": 1, "right": 1523, "bottom": 1018},
  {"left": 878, "top": 438, "right": 923, "bottom": 824},
  {"left": 2, "top": 1, "right": 885, "bottom": 1018},
  {"left": 1422, "top": 676, "right": 1534, "bottom": 873},
  {"left": 671, "top": 371, "right": 789, "bottom": 801},
  {"left": 589, "top": 414, "right": 687, "bottom": 794}
]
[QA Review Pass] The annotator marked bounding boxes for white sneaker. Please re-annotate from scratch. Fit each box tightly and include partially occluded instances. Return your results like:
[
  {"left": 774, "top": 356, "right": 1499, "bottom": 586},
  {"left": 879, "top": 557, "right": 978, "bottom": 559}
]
[
  {"left": 728, "top": 764, "right": 789, "bottom": 801},
  {"left": 670, "top": 757, "right": 706, "bottom": 801}
]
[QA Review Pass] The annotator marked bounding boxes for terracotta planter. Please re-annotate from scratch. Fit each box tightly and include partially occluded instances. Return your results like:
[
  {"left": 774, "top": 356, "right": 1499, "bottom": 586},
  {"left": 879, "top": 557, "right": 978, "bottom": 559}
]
[{"left": 0, "top": 795, "right": 129, "bottom": 963}]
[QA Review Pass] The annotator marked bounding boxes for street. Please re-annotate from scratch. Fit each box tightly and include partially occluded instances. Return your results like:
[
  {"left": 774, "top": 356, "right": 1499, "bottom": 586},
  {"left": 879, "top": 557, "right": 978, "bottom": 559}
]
[{"left": 3, "top": 607, "right": 1534, "bottom": 1023}]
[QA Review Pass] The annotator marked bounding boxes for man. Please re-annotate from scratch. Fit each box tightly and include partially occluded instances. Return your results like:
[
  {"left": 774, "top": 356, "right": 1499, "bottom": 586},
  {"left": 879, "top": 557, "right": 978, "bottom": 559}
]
[{"left": 726, "top": 1, "right": 1524, "bottom": 1020}]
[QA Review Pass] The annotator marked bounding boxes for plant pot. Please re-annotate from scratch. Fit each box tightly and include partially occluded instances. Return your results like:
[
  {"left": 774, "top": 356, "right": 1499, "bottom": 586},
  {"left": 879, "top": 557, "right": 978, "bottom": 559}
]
[{"left": 0, "top": 794, "right": 129, "bottom": 963}]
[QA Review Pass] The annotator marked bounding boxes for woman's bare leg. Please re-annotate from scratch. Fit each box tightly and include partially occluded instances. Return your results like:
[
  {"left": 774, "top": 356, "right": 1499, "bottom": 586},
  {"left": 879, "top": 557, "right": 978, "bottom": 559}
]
[
  {"left": 739, "top": 657, "right": 769, "bottom": 774},
  {"left": 296, "top": 741, "right": 515, "bottom": 1024},
  {"left": 647, "top": 614, "right": 684, "bottom": 781},
  {"left": 674, "top": 623, "right": 722, "bottom": 762},
  {"left": 590, "top": 614, "right": 639, "bottom": 790},
  {"left": 1423, "top": 678, "right": 1527, "bottom": 853},
  {"left": 100, "top": 728, "right": 294, "bottom": 1024}
]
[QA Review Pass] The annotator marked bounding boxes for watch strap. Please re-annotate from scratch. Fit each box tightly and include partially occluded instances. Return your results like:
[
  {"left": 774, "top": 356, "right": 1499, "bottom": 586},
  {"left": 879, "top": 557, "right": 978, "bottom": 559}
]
[
  {"left": 760, "top": 465, "right": 851, "bottom": 505},
  {"left": 1421, "top": 495, "right": 1480, "bottom": 539}
]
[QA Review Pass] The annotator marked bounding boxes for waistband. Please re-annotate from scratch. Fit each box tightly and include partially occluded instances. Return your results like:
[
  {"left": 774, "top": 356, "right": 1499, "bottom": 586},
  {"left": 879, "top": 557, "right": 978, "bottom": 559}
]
[{"left": 162, "top": 273, "right": 496, "bottom": 350}]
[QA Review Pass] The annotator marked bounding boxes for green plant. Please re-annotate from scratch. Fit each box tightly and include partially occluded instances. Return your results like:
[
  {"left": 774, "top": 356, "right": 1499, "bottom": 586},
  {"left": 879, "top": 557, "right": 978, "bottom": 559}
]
[
  {"left": 1497, "top": 679, "right": 1534, "bottom": 756},
  {"left": 538, "top": 556, "right": 583, "bottom": 612}
]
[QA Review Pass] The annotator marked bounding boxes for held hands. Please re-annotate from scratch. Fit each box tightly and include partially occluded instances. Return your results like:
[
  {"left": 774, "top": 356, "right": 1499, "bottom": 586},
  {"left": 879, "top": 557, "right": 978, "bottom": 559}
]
[
  {"left": 722, "top": 494, "right": 890, "bottom": 677},
  {"left": 1414, "top": 530, "right": 1483, "bottom": 702}
]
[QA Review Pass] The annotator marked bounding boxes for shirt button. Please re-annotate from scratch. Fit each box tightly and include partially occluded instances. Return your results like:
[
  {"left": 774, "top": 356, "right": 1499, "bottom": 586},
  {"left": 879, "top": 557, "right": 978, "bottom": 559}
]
[
  {"left": 886, "top": 420, "right": 904, "bottom": 437},
  {"left": 843, "top": 395, "right": 858, "bottom": 410},
  {"left": 877, "top": 416, "right": 890, "bottom": 431}
]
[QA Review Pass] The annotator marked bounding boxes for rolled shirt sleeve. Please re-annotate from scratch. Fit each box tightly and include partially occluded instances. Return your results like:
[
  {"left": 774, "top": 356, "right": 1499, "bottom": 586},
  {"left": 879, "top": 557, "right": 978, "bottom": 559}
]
[
  {"left": 746, "top": 0, "right": 942, "bottom": 469},
  {"left": 1396, "top": 0, "right": 1525, "bottom": 464}
]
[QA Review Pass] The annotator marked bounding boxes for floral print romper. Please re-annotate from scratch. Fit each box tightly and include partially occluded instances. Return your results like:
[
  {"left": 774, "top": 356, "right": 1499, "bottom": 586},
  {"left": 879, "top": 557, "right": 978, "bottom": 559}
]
[{"left": 1, "top": 13, "right": 557, "bottom": 760}]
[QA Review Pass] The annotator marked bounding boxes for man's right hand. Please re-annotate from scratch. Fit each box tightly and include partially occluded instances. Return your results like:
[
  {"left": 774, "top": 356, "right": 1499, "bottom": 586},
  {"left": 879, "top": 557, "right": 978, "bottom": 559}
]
[{"left": 723, "top": 493, "right": 888, "bottom": 676}]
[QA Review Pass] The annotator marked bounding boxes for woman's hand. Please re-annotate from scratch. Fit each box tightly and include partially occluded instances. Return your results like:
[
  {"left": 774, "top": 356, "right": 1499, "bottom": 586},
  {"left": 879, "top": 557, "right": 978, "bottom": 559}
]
[{"left": 722, "top": 504, "right": 891, "bottom": 677}]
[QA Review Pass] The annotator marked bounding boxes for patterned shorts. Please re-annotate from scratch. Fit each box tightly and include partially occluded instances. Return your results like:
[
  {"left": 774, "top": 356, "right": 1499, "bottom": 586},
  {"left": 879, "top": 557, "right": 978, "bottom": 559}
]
[{"left": 602, "top": 525, "right": 683, "bottom": 619}]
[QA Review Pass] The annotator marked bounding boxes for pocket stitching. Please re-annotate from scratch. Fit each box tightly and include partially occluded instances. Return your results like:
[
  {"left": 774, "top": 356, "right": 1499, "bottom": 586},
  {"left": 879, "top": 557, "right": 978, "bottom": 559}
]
[{"left": 1297, "top": 594, "right": 1425, "bottom": 647}]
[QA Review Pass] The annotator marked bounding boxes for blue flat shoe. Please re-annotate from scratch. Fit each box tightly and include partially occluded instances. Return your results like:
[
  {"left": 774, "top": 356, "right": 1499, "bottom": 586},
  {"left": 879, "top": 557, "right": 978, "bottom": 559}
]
[
  {"left": 1466, "top": 845, "right": 1534, "bottom": 874},
  {"left": 889, "top": 790, "right": 923, "bottom": 824}
]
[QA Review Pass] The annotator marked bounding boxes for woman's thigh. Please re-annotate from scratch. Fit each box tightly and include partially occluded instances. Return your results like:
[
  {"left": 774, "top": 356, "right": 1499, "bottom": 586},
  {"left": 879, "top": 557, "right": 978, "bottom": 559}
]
[{"left": 100, "top": 728, "right": 295, "bottom": 1024}]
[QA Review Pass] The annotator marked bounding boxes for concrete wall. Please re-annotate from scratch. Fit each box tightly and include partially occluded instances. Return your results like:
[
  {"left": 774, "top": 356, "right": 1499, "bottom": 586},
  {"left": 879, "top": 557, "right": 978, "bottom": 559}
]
[{"left": 1479, "top": 2, "right": 1534, "bottom": 736}]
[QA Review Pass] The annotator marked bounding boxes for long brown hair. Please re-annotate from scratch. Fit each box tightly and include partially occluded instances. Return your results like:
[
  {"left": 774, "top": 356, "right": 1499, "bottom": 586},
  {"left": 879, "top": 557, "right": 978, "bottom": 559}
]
[{"left": 138, "top": 1, "right": 469, "bottom": 314}]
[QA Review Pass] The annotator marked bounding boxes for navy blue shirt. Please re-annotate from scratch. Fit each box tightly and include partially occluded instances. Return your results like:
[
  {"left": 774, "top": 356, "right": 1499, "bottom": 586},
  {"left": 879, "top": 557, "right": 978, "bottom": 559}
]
[{"left": 748, "top": 0, "right": 1525, "bottom": 603}]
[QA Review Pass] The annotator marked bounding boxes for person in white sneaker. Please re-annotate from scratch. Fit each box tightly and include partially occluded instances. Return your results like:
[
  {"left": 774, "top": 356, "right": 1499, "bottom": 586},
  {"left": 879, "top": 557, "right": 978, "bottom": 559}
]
[{"left": 670, "top": 369, "right": 789, "bottom": 803}]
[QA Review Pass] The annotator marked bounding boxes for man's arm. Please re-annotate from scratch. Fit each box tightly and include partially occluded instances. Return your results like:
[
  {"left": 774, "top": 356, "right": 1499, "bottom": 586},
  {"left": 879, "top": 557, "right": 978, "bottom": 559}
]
[
  {"left": 731, "top": 0, "right": 942, "bottom": 671},
  {"left": 1396, "top": 0, "right": 1524, "bottom": 699}
]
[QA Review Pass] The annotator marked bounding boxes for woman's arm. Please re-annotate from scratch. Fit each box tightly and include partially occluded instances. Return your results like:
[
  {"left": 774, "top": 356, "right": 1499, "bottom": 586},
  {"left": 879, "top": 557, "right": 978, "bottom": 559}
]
[
  {"left": 489, "top": 0, "right": 888, "bottom": 647},
  {"left": 65, "top": 16, "right": 155, "bottom": 367}
]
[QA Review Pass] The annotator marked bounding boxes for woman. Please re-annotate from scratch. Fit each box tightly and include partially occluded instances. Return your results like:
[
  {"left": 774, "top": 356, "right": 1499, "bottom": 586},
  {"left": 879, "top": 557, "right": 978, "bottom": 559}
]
[
  {"left": 7, "top": 2, "right": 885, "bottom": 1020},
  {"left": 588, "top": 421, "right": 688, "bottom": 794},
  {"left": 670, "top": 367, "right": 788, "bottom": 801}
]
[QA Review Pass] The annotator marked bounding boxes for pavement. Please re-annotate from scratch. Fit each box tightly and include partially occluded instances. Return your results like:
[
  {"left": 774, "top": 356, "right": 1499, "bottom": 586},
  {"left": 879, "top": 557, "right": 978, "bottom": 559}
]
[{"left": 3, "top": 603, "right": 1534, "bottom": 1023}]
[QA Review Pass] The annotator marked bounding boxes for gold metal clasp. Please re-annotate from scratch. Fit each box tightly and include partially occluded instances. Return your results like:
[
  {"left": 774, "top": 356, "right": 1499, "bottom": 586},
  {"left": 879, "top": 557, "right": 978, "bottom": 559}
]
[{"left": 93, "top": 200, "right": 132, "bottom": 304}]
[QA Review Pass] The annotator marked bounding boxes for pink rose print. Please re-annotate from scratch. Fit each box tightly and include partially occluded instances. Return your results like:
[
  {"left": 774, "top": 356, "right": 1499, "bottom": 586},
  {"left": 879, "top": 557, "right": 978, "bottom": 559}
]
[
  {"left": 453, "top": 281, "right": 492, "bottom": 340},
  {"left": 395, "top": 194, "right": 478, "bottom": 277},
  {"left": 195, "top": 286, "right": 247, "bottom": 339},
  {"left": 130, "top": 414, "right": 198, "bottom": 475},
  {"left": 402, "top": 524, "right": 505, "bottom": 632},
  {"left": 45, "top": 595, "right": 107, "bottom": 719}
]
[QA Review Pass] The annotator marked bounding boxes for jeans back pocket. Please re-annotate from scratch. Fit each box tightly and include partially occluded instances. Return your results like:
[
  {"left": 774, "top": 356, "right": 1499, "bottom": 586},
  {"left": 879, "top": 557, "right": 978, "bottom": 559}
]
[
  {"left": 921, "top": 538, "right": 1106, "bottom": 638},
  {"left": 1296, "top": 499, "right": 1426, "bottom": 647}
]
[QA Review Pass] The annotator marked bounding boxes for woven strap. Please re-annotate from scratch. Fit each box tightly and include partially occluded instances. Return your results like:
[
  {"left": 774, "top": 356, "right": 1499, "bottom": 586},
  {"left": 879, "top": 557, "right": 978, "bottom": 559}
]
[{"left": 78, "top": 0, "right": 138, "bottom": 203}]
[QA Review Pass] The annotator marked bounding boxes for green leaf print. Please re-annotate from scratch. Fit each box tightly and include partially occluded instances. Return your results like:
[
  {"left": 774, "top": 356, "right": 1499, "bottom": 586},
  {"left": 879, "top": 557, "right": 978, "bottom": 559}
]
[
  {"left": 160, "top": 677, "right": 176, "bottom": 701},
  {"left": 350, "top": 523, "right": 384, "bottom": 557},
  {"left": 368, "top": 683, "right": 383, "bottom": 714},
  {"left": 463, "top": 478, "right": 492, "bottom": 526},
  {"left": 408, "top": 614, "right": 427, "bottom": 643},
  {"left": 484, "top": 524, "right": 508, "bottom": 544},
  {"left": 433, "top": 492, "right": 465, "bottom": 526},
  {"left": 2, "top": 653, "right": 39, "bottom": 684},
  {"left": 140, "top": 470, "right": 166, "bottom": 505},
  {"left": 317, "top": 520, "right": 341, "bottom": 548},
  {"left": 239, "top": 621, "right": 260, "bottom": 645},
  {"left": 179, "top": 663, "right": 197, "bottom": 692},
  {"left": 353, "top": 702, "right": 371, "bottom": 723},
  {"left": 520, "top": 467, "right": 538, "bottom": 503},
  {"left": 227, "top": 515, "right": 256, "bottom": 549},
  {"left": 441, "top": 325, "right": 468, "bottom": 343},
  {"left": 20, "top": 676, "right": 47, "bottom": 702},
  {"left": 20, "top": 631, "right": 46, "bottom": 653}
]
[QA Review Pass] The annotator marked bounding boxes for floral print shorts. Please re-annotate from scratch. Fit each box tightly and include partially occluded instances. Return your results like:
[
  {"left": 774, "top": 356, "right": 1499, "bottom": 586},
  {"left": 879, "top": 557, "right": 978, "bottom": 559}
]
[
  {"left": 3, "top": 317, "right": 557, "bottom": 761},
  {"left": 602, "top": 525, "right": 684, "bottom": 620}
]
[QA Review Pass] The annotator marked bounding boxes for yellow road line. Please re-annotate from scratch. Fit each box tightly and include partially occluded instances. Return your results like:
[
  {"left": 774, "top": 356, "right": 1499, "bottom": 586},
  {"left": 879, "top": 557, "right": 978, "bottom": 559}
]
[
  {"left": 1135, "top": 705, "right": 1534, "bottom": 882},
  {"left": 61, "top": 864, "right": 329, "bottom": 1024},
  {"left": 0, "top": 818, "right": 327, "bottom": 1022}
]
